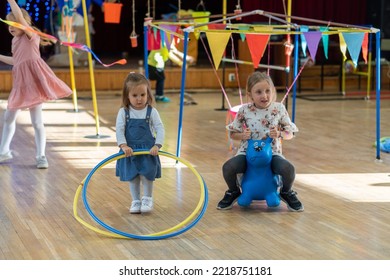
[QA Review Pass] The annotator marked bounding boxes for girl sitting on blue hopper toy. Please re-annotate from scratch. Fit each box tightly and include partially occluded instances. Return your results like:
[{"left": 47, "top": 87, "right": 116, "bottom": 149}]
[{"left": 217, "top": 71, "right": 304, "bottom": 212}]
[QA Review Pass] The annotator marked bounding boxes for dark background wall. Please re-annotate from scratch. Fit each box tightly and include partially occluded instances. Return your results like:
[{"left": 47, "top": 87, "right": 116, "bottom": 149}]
[{"left": 1, "top": 0, "right": 385, "bottom": 62}]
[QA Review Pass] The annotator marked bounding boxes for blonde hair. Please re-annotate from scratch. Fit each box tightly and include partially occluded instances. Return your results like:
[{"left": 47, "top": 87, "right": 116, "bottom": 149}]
[
  {"left": 246, "top": 71, "right": 277, "bottom": 103},
  {"left": 121, "top": 72, "right": 155, "bottom": 108},
  {"left": 6, "top": 8, "right": 53, "bottom": 46}
]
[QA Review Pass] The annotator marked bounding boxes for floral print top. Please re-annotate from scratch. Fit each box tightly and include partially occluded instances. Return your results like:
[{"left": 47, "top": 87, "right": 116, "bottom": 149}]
[{"left": 226, "top": 102, "right": 298, "bottom": 156}]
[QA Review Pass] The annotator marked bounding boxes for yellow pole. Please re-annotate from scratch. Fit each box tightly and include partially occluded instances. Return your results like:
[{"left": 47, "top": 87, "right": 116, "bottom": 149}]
[
  {"left": 223, "top": 0, "right": 226, "bottom": 24},
  {"left": 81, "top": 0, "right": 102, "bottom": 137},
  {"left": 366, "top": 51, "right": 372, "bottom": 99},
  {"left": 286, "top": 0, "right": 292, "bottom": 70},
  {"left": 287, "top": 0, "right": 292, "bottom": 21},
  {"left": 341, "top": 60, "right": 346, "bottom": 95},
  {"left": 67, "top": 46, "right": 78, "bottom": 112}
]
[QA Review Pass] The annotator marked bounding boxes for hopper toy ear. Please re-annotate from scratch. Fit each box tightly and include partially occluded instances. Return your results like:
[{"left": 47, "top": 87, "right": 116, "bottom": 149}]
[
  {"left": 238, "top": 138, "right": 280, "bottom": 208},
  {"left": 380, "top": 138, "right": 390, "bottom": 153}
]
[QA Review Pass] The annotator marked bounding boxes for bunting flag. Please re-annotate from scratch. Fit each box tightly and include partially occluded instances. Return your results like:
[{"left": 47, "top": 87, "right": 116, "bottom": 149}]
[
  {"left": 362, "top": 33, "right": 369, "bottom": 63},
  {"left": 148, "top": 26, "right": 161, "bottom": 50},
  {"left": 193, "top": 29, "right": 201, "bottom": 40},
  {"left": 246, "top": 34, "right": 270, "bottom": 69},
  {"left": 338, "top": 33, "right": 348, "bottom": 62},
  {"left": 205, "top": 31, "right": 231, "bottom": 70},
  {"left": 319, "top": 26, "right": 329, "bottom": 59},
  {"left": 208, "top": 23, "right": 226, "bottom": 30},
  {"left": 303, "top": 31, "right": 322, "bottom": 60},
  {"left": 238, "top": 25, "right": 250, "bottom": 42},
  {"left": 160, "top": 24, "right": 178, "bottom": 50},
  {"left": 252, "top": 26, "right": 275, "bottom": 32},
  {"left": 342, "top": 32, "right": 365, "bottom": 67},
  {"left": 175, "top": 28, "right": 183, "bottom": 45},
  {"left": 300, "top": 25, "right": 309, "bottom": 57},
  {"left": 0, "top": 18, "right": 126, "bottom": 67},
  {"left": 159, "top": 30, "right": 167, "bottom": 49}
]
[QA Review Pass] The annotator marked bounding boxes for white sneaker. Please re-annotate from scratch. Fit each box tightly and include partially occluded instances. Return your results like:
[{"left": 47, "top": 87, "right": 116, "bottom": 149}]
[
  {"left": 0, "top": 151, "right": 13, "bottom": 163},
  {"left": 36, "top": 156, "right": 49, "bottom": 169},
  {"left": 129, "top": 200, "right": 141, "bottom": 214},
  {"left": 141, "top": 196, "right": 153, "bottom": 213}
]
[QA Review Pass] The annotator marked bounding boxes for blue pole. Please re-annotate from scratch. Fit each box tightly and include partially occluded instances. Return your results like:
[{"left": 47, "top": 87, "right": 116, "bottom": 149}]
[
  {"left": 144, "top": 25, "right": 149, "bottom": 78},
  {"left": 375, "top": 31, "right": 381, "bottom": 160},
  {"left": 175, "top": 31, "right": 189, "bottom": 158},
  {"left": 292, "top": 33, "right": 299, "bottom": 122}
]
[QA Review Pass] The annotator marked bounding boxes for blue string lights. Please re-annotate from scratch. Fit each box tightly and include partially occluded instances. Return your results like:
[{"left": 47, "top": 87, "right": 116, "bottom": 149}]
[{"left": 7, "top": 0, "right": 55, "bottom": 28}]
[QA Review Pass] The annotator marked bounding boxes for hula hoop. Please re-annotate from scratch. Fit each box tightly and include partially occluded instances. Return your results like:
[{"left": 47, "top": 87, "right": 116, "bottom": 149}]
[{"left": 73, "top": 150, "right": 208, "bottom": 240}]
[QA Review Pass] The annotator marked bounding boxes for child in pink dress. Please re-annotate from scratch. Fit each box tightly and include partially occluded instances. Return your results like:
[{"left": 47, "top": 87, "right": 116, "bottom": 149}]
[{"left": 0, "top": 0, "right": 72, "bottom": 168}]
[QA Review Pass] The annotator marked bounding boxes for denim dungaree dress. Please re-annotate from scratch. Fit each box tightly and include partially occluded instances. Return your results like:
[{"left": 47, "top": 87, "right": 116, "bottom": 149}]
[{"left": 116, "top": 106, "right": 161, "bottom": 181}]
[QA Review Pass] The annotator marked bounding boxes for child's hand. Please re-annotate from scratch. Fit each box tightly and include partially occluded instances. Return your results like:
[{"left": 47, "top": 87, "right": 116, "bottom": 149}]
[
  {"left": 242, "top": 128, "right": 251, "bottom": 140},
  {"left": 150, "top": 145, "right": 159, "bottom": 156},
  {"left": 269, "top": 126, "right": 280, "bottom": 139},
  {"left": 121, "top": 145, "right": 133, "bottom": 157}
]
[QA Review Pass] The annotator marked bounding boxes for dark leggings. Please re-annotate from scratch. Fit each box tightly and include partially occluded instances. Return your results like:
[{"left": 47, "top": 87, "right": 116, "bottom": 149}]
[
  {"left": 148, "top": 65, "right": 165, "bottom": 97},
  {"left": 222, "top": 154, "right": 295, "bottom": 193}
]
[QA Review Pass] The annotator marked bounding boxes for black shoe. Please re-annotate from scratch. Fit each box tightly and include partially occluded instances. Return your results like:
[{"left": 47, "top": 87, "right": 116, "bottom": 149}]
[
  {"left": 280, "top": 190, "right": 304, "bottom": 212},
  {"left": 217, "top": 190, "right": 241, "bottom": 210}
]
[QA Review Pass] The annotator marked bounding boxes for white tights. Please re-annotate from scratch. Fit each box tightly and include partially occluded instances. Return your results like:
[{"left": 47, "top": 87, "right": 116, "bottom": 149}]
[
  {"left": 0, "top": 104, "right": 46, "bottom": 158},
  {"left": 129, "top": 175, "right": 153, "bottom": 201}
]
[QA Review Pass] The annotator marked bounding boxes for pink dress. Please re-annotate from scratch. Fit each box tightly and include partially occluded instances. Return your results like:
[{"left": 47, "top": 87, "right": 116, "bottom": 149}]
[{"left": 7, "top": 33, "right": 72, "bottom": 110}]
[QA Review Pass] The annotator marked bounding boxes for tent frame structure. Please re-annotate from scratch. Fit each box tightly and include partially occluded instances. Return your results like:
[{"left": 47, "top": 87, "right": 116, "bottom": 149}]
[{"left": 143, "top": 9, "right": 382, "bottom": 160}]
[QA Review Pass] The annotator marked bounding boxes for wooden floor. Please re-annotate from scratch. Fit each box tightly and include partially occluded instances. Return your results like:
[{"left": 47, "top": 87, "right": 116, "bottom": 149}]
[{"left": 1, "top": 90, "right": 390, "bottom": 260}]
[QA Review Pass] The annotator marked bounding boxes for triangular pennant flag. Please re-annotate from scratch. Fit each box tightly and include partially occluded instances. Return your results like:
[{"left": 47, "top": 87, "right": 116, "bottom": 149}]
[
  {"left": 238, "top": 25, "right": 250, "bottom": 42},
  {"left": 174, "top": 27, "right": 183, "bottom": 45},
  {"left": 319, "top": 26, "right": 329, "bottom": 59},
  {"left": 300, "top": 25, "right": 309, "bottom": 57},
  {"left": 342, "top": 32, "right": 365, "bottom": 66},
  {"left": 159, "top": 30, "right": 166, "bottom": 49},
  {"left": 303, "top": 31, "right": 322, "bottom": 60},
  {"left": 338, "top": 33, "right": 348, "bottom": 62},
  {"left": 194, "top": 29, "right": 201, "bottom": 40},
  {"left": 208, "top": 23, "right": 226, "bottom": 30},
  {"left": 153, "top": 26, "right": 158, "bottom": 39},
  {"left": 205, "top": 31, "right": 231, "bottom": 70},
  {"left": 252, "top": 26, "right": 274, "bottom": 32},
  {"left": 246, "top": 34, "right": 270, "bottom": 69},
  {"left": 160, "top": 24, "right": 178, "bottom": 50},
  {"left": 362, "top": 33, "right": 369, "bottom": 63},
  {"left": 148, "top": 27, "right": 161, "bottom": 50}
]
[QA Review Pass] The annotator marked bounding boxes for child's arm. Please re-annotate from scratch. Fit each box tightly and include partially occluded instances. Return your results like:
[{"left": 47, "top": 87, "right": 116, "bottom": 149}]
[
  {"left": 230, "top": 128, "right": 251, "bottom": 141},
  {"left": 7, "top": 0, "right": 33, "bottom": 38},
  {"left": 274, "top": 103, "right": 298, "bottom": 140},
  {"left": 227, "top": 108, "right": 251, "bottom": 141},
  {"left": 0, "top": 54, "right": 13, "bottom": 65},
  {"left": 115, "top": 108, "right": 133, "bottom": 156},
  {"left": 151, "top": 109, "right": 165, "bottom": 149}
]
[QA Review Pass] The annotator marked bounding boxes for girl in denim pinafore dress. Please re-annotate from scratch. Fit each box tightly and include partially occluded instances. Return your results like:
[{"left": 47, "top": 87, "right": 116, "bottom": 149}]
[
  {"left": 116, "top": 106, "right": 161, "bottom": 181},
  {"left": 115, "top": 72, "right": 165, "bottom": 214}
]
